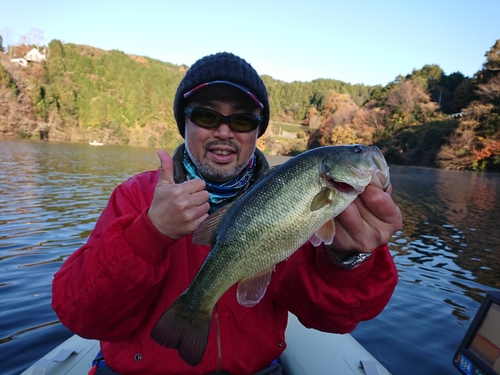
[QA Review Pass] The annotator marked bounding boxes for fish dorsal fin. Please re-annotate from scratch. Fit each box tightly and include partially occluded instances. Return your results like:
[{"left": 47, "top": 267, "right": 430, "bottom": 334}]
[
  {"left": 313, "top": 219, "right": 336, "bottom": 246},
  {"left": 310, "top": 187, "right": 332, "bottom": 211},
  {"left": 192, "top": 203, "right": 233, "bottom": 245},
  {"left": 236, "top": 267, "right": 274, "bottom": 307}
]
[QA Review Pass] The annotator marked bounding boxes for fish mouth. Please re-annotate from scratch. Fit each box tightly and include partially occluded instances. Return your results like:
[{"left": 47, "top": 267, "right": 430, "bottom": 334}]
[
  {"left": 335, "top": 146, "right": 390, "bottom": 193},
  {"left": 368, "top": 146, "right": 390, "bottom": 191},
  {"left": 325, "top": 177, "right": 359, "bottom": 194}
]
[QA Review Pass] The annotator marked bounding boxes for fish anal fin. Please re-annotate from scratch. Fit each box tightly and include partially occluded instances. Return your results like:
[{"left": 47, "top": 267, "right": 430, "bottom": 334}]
[
  {"left": 310, "top": 188, "right": 331, "bottom": 211},
  {"left": 313, "top": 219, "right": 336, "bottom": 245},
  {"left": 192, "top": 203, "right": 233, "bottom": 245},
  {"left": 309, "top": 234, "right": 322, "bottom": 247},
  {"left": 150, "top": 294, "right": 212, "bottom": 366},
  {"left": 237, "top": 267, "right": 274, "bottom": 307}
]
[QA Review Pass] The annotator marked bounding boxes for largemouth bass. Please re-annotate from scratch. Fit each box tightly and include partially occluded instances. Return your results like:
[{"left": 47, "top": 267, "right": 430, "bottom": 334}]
[{"left": 150, "top": 144, "right": 390, "bottom": 365}]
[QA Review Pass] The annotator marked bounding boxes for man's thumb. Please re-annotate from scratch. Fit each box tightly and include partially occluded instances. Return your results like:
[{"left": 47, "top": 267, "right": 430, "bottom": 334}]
[{"left": 157, "top": 150, "right": 175, "bottom": 184}]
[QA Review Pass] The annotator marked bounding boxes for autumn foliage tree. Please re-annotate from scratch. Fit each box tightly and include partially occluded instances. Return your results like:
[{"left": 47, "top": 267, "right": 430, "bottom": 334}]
[
  {"left": 437, "top": 39, "right": 500, "bottom": 171},
  {"left": 308, "top": 91, "right": 382, "bottom": 147},
  {"left": 385, "top": 80, "right": 438, "bottom": 125}
]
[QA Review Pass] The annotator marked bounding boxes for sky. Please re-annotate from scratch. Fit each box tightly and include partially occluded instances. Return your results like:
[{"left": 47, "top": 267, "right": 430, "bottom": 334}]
[{"left": 1, "top": 0, "right": 499, "bottom": 86}]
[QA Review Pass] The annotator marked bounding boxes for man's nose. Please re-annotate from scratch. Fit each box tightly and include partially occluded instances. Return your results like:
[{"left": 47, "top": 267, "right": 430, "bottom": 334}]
[{"left": 214, "top": 122, "right": 233, "bottom": 139}]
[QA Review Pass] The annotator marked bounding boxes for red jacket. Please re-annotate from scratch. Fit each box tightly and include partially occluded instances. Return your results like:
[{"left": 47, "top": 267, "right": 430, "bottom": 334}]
[{"left": 52, "top": 155, "right": 398, "bottom": 375}]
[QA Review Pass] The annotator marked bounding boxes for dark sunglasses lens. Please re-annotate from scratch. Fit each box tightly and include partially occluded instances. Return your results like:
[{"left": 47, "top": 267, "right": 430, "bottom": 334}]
[
  {"left": 191, "top": 108, "right": 220, "bottom": 128},
  {"left": 188, "top": 107, "right": 260, "bottom": 132},
  {"left": 230, "top": 114, "right": 259, "bottom": 131}
]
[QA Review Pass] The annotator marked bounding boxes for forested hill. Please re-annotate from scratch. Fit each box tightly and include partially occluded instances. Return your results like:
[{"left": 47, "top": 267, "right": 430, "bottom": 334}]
[
  {"left": 0, "top": 40, "right": 377, "bottom": 149},
  {"left": 0, "top": 40, "right": 187, "bottom": 148},
  {"left": 1, "top": 39, "right": 499, "bottom": 172}
]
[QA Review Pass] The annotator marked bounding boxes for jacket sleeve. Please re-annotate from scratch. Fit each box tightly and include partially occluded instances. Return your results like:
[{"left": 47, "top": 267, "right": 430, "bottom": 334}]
[
  {"left": 51, "top": 170, "right": 175, "bottom": 341},
  {"left": 270, "top": 243, "right": 398, "bottom": 334}
]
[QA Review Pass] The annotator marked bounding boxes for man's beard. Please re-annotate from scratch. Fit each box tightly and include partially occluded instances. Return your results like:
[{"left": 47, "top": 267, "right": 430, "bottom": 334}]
[{"left": 185, "top": 140, "right": 253, "bottom": 182}]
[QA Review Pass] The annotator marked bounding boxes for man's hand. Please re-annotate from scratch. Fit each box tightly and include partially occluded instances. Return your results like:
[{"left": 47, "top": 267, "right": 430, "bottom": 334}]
[
  {"left": 329, "top": 184, "right": 402, "bottom": 255},
  {"left": 147, "top": 150, "right": 210, "bottom": 240}
]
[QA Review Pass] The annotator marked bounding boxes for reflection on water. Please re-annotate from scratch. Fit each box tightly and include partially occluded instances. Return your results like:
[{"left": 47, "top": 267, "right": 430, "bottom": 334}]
[
  {"left": 352, "top": 166, "right": 500, "bottom": 374},
  {"left": 0, "top": 139, "right": 163, "bottom": 375},
  {"left": 1, "top": 139, "right": 499, "bottom": 375},
  {"left": 391, "top": 167, "right": 500, "bottom": 292}
]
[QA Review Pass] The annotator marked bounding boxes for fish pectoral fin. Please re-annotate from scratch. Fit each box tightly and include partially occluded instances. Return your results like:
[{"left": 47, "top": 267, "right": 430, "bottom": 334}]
[
  {"left": 237, "top": 267, "right": 274, "bottom": 307},
  {"left": 310, "top": 188, "right": 331, "bottom": 211},
  {"left": 313, "top": 219, "right": 336, "bottom": 245},
  {"left": 192, "top": 203, "right": 233, "bottom": 245}
]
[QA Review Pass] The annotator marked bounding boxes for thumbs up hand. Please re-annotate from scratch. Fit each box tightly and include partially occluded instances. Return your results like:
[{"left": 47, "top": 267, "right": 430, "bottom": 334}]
[{"left": 147, "top": 150, "right": 210, "bottom": 240}]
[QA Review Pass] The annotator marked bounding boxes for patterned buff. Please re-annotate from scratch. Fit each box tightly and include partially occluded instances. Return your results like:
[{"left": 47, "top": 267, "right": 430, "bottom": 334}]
[{"left": 183, "top": 149, "right": 256, "bottom": 213}]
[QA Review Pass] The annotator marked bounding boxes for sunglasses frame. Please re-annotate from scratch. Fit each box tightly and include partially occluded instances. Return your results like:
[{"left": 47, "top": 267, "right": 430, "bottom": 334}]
[{"left": 184, "top": 107, "right": 263, "bottom": 133}]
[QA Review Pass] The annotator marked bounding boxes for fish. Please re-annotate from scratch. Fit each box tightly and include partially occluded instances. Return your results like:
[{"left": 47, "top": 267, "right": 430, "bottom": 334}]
[{"left": 150, "top": 144, "right": 390, "bottom": 366}]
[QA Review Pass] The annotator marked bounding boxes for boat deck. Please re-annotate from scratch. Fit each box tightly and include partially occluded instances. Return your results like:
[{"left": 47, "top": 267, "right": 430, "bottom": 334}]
[{"left": 21, "top": 313, "right": 390, "bottom": 375}]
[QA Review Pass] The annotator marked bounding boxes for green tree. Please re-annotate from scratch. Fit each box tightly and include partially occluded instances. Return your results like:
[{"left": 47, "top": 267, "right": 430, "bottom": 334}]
[
  {"left": 483, "top": 40, "right": 500, "bottom": 73},
  {"left": 0, "top": 63, "right": 18, "bottom": 94},
  {"left": 477, "top": 39, "right": 500, "bottom": 83},
  {"left": 410, "top": 64, "right": 443, "bottom": 83},
  {"left": 437, "top": 71, "right": 466, "bottom": 113}
]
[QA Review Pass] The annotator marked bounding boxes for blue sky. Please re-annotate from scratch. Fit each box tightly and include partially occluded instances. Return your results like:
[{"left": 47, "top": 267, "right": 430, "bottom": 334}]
[{"left": 1, "top": 0, "right": 499, "bottom": 86}]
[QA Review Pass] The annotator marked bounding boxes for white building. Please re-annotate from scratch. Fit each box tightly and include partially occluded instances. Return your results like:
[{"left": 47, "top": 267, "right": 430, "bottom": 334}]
[
  {"left": 24, "top": 47, "right": 46, "bottom": 63},
  {"left": 10, "top": 57, "right": 28, "bottom": 67},
  {"left": 11, "top": 47, "right": 46, "bottom": 66}
]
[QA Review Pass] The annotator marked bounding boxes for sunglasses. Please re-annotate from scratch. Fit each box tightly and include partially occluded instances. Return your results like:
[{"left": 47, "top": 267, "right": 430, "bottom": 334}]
[{"left": 184, "top": 107, "right": 263, "bottom": 133}]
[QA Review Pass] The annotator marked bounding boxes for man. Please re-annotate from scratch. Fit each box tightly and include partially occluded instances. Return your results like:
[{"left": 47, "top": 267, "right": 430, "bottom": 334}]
[{"left": 52, "top": 52, "right": 402, "bottom": 375}]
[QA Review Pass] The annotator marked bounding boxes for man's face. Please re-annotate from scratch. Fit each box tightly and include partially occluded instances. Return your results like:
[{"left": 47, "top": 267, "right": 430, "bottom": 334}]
[{"left": 184, "top": 84, "right": 262, "bottom": 182}]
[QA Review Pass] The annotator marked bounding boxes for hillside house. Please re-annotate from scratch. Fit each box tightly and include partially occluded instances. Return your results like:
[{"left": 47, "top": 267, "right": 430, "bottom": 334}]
[
  {"left": 10, "top": 46, "right": 46, "bottom": 66},
  {"left": 25, "top": 47, "right": 46, "bottom": 62}
]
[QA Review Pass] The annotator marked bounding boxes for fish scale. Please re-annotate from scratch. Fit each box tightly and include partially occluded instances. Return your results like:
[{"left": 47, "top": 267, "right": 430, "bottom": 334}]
[{"left": 150, "top": 144, "right": 390, "bottom": 366}]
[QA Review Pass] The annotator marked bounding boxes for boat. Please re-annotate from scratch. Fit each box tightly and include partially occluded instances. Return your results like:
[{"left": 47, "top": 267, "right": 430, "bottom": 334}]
[
  {"left": 20, "top": 313, "right": 390, "bottom": 375},
  {"left": 89, "top": 140, "right": 103, "bottom": 146}
]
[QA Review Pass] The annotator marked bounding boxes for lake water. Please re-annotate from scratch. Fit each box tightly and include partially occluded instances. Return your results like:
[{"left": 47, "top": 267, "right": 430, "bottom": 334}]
[{"left": 1, "top": 138, "right": 499, "bottom": 375}]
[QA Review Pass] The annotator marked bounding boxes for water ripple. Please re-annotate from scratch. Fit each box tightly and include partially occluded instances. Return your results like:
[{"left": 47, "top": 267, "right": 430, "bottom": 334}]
[
  {"left": 0, "top": 139, "right": 162, "bottom": 375},
  {"left": 2, "top": 140, "right": 500, "bottom": 375}
]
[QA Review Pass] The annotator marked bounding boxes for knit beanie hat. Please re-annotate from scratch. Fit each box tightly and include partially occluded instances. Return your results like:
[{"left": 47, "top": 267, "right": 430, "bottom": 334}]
[{"left": 174, "top": 52, "right": 270, "bottom": 138}]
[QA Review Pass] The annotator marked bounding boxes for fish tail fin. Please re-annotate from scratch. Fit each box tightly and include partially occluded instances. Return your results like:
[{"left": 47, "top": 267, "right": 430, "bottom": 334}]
[{"left": 150, "top": 294, "right": 212, "bottom": 366}]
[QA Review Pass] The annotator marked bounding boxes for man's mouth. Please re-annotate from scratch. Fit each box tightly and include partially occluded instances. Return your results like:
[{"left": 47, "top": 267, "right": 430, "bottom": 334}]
[
  {"left": 205, "top": 141, "right": 240, "bottom": 163},
  {"left": 211, "top": 149, "right": 234, "bottom": 156},
  {"left": 207, "top": 146, "right": 238, "bottom": 164}
]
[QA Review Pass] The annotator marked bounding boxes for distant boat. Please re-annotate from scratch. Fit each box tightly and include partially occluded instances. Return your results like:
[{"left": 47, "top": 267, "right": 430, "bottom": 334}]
[{"left": 89, "top": 140, "right": 103, "bottom": 146}]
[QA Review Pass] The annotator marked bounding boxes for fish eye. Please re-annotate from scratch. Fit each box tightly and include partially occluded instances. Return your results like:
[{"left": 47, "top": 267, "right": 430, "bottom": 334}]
[{"left": 353, "top": 145, "right": 363, "bottom": 153}]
